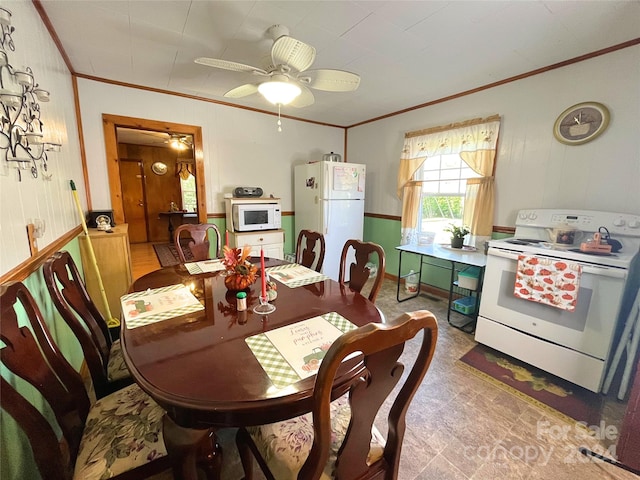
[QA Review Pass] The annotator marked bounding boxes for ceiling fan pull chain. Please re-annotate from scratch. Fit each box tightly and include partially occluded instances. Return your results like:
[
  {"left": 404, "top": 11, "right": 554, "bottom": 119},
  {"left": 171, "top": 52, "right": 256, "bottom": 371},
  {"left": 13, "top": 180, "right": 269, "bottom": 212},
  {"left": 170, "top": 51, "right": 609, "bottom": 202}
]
[{"left": 277, "top": 104, "right": 282, "bottom": 132}]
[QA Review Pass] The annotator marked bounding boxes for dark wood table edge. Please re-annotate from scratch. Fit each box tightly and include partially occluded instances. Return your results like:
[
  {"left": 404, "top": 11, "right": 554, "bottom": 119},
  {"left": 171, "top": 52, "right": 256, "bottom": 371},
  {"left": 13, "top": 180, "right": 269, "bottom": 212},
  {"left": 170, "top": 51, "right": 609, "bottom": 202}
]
[{"left": 121, "top": 263, "right": 382, "bottom": 480}]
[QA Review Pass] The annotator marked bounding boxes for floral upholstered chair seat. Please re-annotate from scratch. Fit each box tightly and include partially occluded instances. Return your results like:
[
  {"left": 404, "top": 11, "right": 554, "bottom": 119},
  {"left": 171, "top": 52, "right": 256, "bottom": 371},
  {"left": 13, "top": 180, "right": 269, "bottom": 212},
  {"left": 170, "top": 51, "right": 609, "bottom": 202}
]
[
  {"left": 106, "top": 339, "right": 130, "bottom": 382},
  {"left": 246, "top": 395, "right": 385, "bottom": 480},
  {"left": 73, "top": 384, "right": 167, "bottom": 480}
]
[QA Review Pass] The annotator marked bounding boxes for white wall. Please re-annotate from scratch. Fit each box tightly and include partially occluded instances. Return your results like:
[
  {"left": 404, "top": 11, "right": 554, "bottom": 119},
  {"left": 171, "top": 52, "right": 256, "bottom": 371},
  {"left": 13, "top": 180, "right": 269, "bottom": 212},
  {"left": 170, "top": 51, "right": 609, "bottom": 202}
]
[
  {"left": 347, "top": 45, "right": 640, "bottom": 227},
  {"left": 76, "top": 79, "right": 344, "bottom": 214},
  {"left": 0, "top": 1, "right": 84, "bottom": 274},
  {"left": 3, "top": 4, "right": 636, "bottom": 276}
]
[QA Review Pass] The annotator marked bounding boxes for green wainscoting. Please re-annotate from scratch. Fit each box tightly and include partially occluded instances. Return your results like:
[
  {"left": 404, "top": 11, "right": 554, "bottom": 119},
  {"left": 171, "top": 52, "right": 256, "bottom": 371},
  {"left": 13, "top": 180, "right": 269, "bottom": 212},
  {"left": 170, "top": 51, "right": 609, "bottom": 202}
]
[
  {"left": 1, "top": 238, "right": 87, "bottom": 480},
  {"left": 364, "top": 216, "right": 453, "bottom": 291},
  {"left": 363, "top": 217, "right": 510, "bottom": 292}
]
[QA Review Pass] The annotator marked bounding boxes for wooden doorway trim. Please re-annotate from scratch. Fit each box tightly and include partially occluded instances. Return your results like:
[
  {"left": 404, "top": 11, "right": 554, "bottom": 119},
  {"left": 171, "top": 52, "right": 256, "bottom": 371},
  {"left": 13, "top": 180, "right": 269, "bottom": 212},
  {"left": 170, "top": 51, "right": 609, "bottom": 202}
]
[{"left": 102, "top": 114, "right": 207, "bottom": 225}]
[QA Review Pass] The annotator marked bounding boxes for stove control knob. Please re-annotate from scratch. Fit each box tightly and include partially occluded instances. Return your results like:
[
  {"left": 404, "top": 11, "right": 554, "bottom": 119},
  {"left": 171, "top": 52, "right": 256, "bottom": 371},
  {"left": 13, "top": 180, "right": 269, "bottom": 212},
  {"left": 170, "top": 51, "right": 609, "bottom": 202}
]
[
  {"left": 613, "top": 218, "right": 626, "bottom": 227},
  {"left": 628, "top": 219, "right": 640, "bottom": 229},
  {"left": 519, "top": 212, "right": 528, "bottom": 220},
  {"left": 528, "top": 212, "right": 537, "bottom": 220}
]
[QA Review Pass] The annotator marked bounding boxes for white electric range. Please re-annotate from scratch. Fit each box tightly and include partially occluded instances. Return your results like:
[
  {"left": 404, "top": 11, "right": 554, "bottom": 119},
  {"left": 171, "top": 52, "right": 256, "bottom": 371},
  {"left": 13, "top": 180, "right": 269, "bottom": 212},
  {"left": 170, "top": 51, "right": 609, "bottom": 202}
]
[{"left": 476, "top": 209, "right": 640, "bottom": 392}]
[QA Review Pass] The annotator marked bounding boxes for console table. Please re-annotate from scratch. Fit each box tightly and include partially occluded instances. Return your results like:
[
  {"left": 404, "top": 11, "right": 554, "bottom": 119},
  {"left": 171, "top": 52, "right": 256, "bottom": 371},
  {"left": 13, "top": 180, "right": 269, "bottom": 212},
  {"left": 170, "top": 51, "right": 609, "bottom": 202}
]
[
  {"left": 395, "top": 243, "right": 487, "bottom": 332},
  {"left": 158, "top": 211, "right": 197, "bottom": 242}
]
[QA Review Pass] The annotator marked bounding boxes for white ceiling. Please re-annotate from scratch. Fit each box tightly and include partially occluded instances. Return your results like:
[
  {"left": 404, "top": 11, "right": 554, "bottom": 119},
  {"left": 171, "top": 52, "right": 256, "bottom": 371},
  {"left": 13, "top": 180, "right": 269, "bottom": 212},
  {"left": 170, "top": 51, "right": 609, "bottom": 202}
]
[
  {"left": 39, "top": 0, "right": 640, "bottom": 127},
  {"left": 117, "top": 128, "right": 194, "bottom": 148}
]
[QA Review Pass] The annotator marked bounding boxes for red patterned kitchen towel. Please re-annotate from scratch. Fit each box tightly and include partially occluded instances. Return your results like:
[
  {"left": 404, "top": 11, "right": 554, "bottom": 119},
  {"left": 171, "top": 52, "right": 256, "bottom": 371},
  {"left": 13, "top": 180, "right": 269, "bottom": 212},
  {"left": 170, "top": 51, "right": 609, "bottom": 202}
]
[{"left": 513, "top": 255, "right": 581, "bottom": 312}]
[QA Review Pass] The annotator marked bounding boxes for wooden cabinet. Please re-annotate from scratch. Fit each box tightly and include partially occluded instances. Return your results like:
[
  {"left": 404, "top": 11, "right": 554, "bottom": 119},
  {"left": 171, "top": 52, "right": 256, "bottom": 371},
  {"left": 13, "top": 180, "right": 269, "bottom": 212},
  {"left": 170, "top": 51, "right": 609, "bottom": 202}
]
[
  {"left": 229, "top": 230, "right": 284, "bottom": 260},
  {"left": 79, "top": 224, "right": 132, "bottom": 320}
]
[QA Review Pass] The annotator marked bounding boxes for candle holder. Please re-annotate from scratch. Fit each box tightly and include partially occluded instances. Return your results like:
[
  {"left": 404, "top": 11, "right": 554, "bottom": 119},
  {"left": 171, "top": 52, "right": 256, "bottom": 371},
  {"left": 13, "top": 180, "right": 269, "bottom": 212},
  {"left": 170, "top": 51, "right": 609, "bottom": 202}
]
[{"left": 253, "top": 294, "right": 276, "bottom": 314}]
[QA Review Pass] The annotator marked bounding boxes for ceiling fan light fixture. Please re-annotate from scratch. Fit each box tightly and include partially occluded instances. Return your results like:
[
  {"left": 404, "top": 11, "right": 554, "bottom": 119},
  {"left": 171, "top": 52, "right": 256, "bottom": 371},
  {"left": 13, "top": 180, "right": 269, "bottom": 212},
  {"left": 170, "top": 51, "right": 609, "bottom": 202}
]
[
  {"left": 168, "top": 134, "right": 191, "bottom": 151},
  {"left": 258, "top": 80, "right": 301, "bottom": 105}
]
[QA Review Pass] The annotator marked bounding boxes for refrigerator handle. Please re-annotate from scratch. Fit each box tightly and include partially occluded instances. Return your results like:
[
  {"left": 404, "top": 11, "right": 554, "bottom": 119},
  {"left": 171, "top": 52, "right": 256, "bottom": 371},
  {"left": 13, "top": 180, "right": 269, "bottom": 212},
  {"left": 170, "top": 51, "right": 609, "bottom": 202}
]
[{"left": 323, "top": 197, "right": 330, "bottom": 234}]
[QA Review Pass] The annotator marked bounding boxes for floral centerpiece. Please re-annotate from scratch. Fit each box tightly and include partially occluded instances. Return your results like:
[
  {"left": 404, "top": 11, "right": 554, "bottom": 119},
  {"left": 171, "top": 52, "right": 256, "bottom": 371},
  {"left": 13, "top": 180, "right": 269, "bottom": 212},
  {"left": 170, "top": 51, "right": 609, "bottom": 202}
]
[{"left": 222, "top": 245, "right": 258, "bottom": 291}]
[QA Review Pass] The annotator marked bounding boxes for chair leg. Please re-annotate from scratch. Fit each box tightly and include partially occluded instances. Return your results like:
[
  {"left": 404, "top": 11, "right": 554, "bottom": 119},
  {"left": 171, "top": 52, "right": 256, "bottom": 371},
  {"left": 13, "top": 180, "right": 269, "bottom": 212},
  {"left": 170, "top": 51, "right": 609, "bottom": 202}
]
[{"left": 235, "top": 428, "right": 255, "bottom": 480}]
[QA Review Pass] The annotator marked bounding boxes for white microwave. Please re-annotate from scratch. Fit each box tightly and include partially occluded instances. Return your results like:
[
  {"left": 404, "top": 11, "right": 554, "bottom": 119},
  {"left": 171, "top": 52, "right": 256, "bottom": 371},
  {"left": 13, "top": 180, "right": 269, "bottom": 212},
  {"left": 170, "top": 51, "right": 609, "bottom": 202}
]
[{"left": 232, "top": 203, "right": 281, "bottom": 231}]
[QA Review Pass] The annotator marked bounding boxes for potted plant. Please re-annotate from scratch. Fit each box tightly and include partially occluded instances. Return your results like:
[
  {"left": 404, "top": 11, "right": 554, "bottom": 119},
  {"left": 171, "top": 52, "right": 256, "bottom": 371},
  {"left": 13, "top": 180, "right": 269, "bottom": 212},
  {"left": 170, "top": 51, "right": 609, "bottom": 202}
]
[{"left": 444, "top": 223, "right": 470, "bottom": 249}]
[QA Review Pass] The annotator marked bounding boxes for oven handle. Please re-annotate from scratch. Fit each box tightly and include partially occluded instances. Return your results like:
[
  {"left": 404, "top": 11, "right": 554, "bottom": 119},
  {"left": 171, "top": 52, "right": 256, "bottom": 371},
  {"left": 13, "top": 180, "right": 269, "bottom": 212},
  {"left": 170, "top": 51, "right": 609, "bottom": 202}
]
[{"left": 487, "top": 247, "right": 627, "bottom": 279}]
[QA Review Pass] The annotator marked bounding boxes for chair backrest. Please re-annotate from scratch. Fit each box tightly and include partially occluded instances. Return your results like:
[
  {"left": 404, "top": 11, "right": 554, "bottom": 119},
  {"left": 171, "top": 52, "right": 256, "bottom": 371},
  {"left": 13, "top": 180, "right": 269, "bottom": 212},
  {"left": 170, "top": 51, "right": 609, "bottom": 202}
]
[
  {"left": 338, "top": 239, "right": 386, "bottom": 303},
  {"left": 299, "top": 310, "right": 438, "bottom": 480},
  {"left": 43, "top": 250, "right": 113, "bottom": 398},
  {"left": 295, "top": 229, "right": 326, "bottom": 273},
  {"left": 1, "top": 281, "right": 91, "bottom": 480},
  {"left": 174, "top": 223, "right": 222, "bottom": 262}
]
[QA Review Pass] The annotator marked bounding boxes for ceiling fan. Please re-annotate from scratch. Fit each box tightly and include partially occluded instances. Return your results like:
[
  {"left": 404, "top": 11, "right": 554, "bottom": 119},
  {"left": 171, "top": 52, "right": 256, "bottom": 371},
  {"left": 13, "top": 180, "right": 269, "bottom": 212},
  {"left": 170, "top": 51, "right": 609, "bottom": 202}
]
[
  {"left": 165, "top": 133, "right": 192, "bottom": 151},
  {"left": 194, "top": 24, "right": 360, "bottom": 109}
]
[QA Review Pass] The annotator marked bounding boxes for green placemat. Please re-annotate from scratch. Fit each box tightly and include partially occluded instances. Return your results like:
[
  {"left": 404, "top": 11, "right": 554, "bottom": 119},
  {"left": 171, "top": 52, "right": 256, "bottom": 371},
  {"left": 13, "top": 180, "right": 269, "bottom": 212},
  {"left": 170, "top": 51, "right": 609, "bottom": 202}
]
[
  {"left": 246, "top": 312, "right": 357, "bottom": 388},
  {"left": 266, "top": 263, "right": 329, "bottom": 288},
  {"left": 121, "top": 284, "right": 204, "bottom": 329}
]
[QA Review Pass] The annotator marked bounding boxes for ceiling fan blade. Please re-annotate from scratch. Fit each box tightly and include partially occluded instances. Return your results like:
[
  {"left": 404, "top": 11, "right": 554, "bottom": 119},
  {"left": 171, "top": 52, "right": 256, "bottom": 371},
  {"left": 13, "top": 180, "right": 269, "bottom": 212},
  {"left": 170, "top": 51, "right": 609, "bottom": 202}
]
[
  {"left": 289, "top": 86, "right": 315, "bottom": 108},
  {"left": 224, "top": 84, "right": 259, "bottom": 98},
  {"left": 195, "top": 57, "right": 267, "bottom": 75},
  {"left": 303, "top": 69, "right": 361, "bottom": 92},
  {"left": 271, "top": 36, "right": 316, "bottom": 72}
]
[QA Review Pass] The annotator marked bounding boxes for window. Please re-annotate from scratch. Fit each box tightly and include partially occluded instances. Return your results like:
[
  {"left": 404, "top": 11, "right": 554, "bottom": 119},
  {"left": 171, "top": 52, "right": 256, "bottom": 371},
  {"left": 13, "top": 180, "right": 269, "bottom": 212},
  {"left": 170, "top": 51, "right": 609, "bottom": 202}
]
[
  {"left": 416, "top": 153, "right": 481, "bottom": 243},
  {"left": 180, "top": 175, "right": 197, "bottom": 212},
  {"left": 397, "top": 115, "right": 500, "bottom": 245}
]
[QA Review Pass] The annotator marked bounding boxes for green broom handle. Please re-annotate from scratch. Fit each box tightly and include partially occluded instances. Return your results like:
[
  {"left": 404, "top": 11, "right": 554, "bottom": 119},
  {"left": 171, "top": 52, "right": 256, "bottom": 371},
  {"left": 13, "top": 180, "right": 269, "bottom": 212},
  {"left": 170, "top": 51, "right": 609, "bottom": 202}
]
[{"left": 70, "top": 181, "right": 120, "bottom": 328}]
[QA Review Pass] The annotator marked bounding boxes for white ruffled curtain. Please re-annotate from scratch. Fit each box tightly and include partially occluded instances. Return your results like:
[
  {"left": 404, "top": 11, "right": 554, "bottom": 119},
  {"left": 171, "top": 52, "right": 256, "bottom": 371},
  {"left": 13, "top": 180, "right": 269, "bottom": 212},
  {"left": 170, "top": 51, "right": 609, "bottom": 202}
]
[{"left": 397, "top": 115, "right": 501, "bottom": 245}]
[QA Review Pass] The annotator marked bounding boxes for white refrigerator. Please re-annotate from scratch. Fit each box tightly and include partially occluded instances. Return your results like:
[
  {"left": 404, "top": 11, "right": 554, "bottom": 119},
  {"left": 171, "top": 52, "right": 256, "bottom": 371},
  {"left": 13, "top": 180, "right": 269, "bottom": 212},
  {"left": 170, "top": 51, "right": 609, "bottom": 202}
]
[{"left": 294, "top": 161, "right": 366, "bottom": 281}]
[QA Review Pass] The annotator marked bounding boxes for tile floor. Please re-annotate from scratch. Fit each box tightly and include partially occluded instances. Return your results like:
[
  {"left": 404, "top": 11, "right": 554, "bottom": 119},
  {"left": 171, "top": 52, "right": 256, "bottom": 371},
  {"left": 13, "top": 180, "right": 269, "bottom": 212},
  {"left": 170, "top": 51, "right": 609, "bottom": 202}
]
[{"left": 150, "top": 279, "right": 636, "bottom": 479}]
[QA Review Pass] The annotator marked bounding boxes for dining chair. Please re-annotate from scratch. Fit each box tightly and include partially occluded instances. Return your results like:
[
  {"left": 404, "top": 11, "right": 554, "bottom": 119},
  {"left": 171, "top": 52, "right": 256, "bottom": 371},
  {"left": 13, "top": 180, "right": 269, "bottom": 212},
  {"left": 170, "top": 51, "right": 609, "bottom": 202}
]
[
  {"left": 236, "top": 309, "right": 438, "bottom": 480},
  {"left": 43, "top": 250, "right": 132, "bottom": 399},
  {"left": 295, "top": 229, "right": 326, "bottom": 272},
  {"left": 0, "top": 281, "right": 171, "bottom": 480},
  {"left": 174, "top": 223, "right": 222, "bottom": 262},
  {"left": 339, "top": 239, "right": 386, "bottom": 303}
]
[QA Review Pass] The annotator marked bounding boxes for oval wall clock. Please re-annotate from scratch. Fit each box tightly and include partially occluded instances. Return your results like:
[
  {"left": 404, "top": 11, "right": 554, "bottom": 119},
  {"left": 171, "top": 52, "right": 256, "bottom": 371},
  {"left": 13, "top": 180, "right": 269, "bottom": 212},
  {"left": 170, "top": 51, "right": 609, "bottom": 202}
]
[
  {"left": 553, "top": 102, "right": 610, "bottom": 145},
  {"left": 151, "top": 161, "right": 168, "bottom": 175}
]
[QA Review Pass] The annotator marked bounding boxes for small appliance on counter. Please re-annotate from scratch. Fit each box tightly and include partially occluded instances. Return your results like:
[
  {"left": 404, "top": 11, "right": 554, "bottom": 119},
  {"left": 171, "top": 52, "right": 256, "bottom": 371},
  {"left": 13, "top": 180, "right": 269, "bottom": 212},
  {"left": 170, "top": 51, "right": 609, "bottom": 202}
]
[
  {"left": 580, "top": 232, "right": 612, "bottom": 253},
  {"left": 87, "top": 210, "right": 115, "bottom": 229},
  {"left": 322, "top": 152, "right": 342, "bottom": 162},
  {"left": 545, "top": 225, "right": 583, "bottom": 245},
  {"left": 224, "top": 196, "right": 281, "bottom": 232},
  {"left": 233, "top": 186, "right": 263, "bottom": 198}
]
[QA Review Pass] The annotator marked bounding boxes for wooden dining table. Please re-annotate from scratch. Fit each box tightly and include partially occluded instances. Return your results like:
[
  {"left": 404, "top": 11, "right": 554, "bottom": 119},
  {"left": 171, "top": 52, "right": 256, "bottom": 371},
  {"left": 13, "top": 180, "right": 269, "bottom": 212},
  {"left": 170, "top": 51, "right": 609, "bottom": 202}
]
[{"left": 121, "top": 258, "right": 384, "bottom": 480}]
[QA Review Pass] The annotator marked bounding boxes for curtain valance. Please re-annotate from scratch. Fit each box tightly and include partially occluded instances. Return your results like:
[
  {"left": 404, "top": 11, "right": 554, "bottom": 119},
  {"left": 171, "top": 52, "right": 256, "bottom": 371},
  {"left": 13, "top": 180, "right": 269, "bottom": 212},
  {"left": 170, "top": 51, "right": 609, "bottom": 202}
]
[
  {"left": 397, "top": 114, "right": 501, "bottom": 243},
  {"left": 402, "top": 114, "right": 500, "bottom": 160}
]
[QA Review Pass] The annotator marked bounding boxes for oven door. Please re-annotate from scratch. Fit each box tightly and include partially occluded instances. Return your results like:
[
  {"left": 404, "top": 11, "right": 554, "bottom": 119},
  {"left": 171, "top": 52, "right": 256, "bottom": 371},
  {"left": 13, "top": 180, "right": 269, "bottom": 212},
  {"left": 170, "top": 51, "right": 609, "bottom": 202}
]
[{"left": 479, "top": 247, "right": 627, "bottom": 360}]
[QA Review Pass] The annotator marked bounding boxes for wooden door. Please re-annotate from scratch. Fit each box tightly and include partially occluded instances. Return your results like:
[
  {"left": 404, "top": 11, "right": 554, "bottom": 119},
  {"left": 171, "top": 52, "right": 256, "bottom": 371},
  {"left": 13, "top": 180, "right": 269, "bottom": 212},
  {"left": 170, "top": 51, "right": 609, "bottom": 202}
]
[
  {"left": 144, "top": 149, "right": 184, "bottom": 243},
  {"left": 119, "top": 159, "right": 148, "bottom": 243}
]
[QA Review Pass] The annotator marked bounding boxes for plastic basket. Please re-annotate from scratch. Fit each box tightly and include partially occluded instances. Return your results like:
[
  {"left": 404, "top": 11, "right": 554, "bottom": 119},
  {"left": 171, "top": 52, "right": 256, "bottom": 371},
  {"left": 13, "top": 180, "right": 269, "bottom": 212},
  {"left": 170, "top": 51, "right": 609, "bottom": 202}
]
[
  {"left": 452, "top": 296, "right": 476, "bottom": 315},
  {"left": 458, "top": 267, "right": 480, "bottom": 290}
]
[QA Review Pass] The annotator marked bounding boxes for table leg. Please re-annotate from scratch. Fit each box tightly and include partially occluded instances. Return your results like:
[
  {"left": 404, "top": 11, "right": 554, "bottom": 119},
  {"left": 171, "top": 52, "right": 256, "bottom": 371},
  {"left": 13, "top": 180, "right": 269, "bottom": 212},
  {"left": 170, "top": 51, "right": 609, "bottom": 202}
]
[
  {"left": 162, "top": 415, "right": 223, "bottom": 480},
  {"left": 168, "top": 216, "right": 175, "bottom": 243}
]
